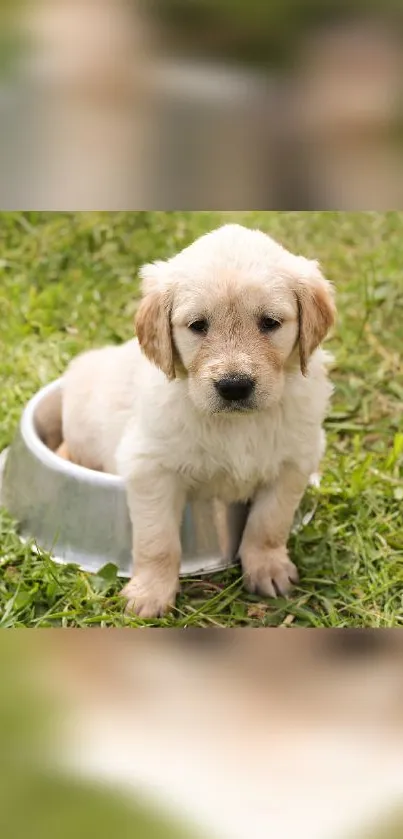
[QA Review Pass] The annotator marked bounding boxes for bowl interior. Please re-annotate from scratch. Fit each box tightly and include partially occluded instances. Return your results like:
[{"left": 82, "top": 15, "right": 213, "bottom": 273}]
[
  {"left": 33, "top": 381, "right": 64, "bottom": 452},
  {"left": 30, "top": 381, "right": 121, "bottom": 486}
]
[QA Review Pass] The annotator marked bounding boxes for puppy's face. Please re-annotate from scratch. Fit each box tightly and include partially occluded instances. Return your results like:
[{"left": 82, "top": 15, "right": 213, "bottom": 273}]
[
  {"left": 136, "top": 225, "right": 335, "bottom": 414},
  {"left": 172, "top": 274, "right": 299, "bottom": 413}
]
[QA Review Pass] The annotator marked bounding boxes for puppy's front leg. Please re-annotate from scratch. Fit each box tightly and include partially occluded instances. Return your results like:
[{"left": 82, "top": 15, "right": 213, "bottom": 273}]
[
  {"left": 121, "top": 470, "right": 186, "bottom": 619},
  {"left": 240, "top": 464, "right": 309, "bottom": 598}
]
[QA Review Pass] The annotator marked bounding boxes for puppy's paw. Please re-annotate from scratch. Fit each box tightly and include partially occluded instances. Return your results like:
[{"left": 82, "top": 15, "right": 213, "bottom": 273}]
[
  {"left": 241, "top": 544, "right": 298, "bottom": 598},
  {"left": 121, "top": 576, "right": 179, "bottom": 619},
  {"left": 55, "top": 441, "right": 71, "bottom": 461}
]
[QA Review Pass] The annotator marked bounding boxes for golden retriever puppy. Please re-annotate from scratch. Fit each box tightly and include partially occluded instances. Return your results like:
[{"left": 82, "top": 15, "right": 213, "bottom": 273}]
[{"left": 61, "top": 224, "right": 335, "bottom": 617}]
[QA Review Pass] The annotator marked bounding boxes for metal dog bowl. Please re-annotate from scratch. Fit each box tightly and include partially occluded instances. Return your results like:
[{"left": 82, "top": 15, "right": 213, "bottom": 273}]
[{"left": 0, "top": 380, "right": 250, "bottom": 577}]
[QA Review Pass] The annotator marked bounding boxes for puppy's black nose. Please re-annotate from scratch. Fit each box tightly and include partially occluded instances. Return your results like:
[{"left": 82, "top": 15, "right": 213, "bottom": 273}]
[{"left": 215, "top": 375, "right": 255, "bottom": 402}]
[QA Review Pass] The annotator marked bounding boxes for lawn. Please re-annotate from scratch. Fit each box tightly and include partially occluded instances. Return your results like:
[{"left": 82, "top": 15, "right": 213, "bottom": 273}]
[{"left": 0, "top": 211, "right": 402, "bottom": 627}]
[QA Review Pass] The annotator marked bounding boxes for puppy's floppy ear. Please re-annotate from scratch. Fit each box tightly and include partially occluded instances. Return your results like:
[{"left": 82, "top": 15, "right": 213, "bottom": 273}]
[
  {"left": 294, "top": 260, "right": 336, "bottom": 376},
  {"left": 135, "top": 261, "right": 176, "bottom": 380}
]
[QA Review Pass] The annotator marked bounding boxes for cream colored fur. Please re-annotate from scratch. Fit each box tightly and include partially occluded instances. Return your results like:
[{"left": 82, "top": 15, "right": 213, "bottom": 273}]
[{"left": 61, "top": 224, "right": 335, "bottom": 617}]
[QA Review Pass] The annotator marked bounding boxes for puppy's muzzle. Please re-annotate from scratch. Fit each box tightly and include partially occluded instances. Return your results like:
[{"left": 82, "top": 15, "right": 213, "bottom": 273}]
[{"left": 214, "top": 375, "right": 255, "bottom": 403}]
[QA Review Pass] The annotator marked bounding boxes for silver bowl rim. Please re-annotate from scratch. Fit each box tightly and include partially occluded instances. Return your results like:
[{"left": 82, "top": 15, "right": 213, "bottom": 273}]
[
  {"left": 6, "top": 379, "right": 322, "bottom": 537},
  {"left": 21, "top": 381, "right": 323, "bottom": 501},
  {"left": 0, "top": 381, "right": 322, "bottom": 580},
  {"left": 22, "top": 378, "right": 124, "bottom": 488}
]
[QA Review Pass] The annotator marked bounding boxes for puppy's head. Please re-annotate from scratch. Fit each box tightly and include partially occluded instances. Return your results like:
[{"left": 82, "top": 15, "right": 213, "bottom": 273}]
[{"left": 135, "top": 225, "right": 335, "bottom": 414}]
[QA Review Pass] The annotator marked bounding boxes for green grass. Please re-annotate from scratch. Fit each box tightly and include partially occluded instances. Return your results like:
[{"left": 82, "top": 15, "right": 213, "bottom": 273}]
[{"left": 0, "top": 211, "right": 402, "bottom": 627}]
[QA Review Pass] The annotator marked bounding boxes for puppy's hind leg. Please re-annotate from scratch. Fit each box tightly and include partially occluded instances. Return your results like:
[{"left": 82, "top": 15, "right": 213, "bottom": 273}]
[{"left": 55, "top": 441, "right": 71, "bottom": 461}]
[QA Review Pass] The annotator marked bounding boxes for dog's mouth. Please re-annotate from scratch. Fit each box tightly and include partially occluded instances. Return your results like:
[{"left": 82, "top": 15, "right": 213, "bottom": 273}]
[{"left": 214, "top": 398, "right": 257, "bottom": 414}]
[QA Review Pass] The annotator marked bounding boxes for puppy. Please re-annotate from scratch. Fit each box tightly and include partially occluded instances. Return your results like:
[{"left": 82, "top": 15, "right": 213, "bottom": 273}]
[{"left": 61, "top": 224, "right": 335, "bottom": 617}]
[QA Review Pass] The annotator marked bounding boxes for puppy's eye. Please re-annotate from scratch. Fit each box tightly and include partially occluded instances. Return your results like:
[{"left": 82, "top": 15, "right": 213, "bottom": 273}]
[
  {"left": 323, "top": 629, "right": 390, "bottom": 660},
  {"left": 259, "top": 316, "right": 282, "bottom": 334},
  {"left": 189, "top": 319, "right": 208, "bottom": 335}
]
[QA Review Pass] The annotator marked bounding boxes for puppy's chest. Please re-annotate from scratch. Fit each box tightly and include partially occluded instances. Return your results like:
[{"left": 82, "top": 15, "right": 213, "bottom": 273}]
[{"left": 177, "top": 419, "right": 283, "bottom": 502}]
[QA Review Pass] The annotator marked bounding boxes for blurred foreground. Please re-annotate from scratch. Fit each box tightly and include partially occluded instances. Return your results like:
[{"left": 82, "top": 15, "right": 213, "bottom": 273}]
[
  {"left": 1, "top": 630, "right": 403, "bottom": 839},
  {"left": 0, "top": 1, "right": 403, "bottom": 208}
]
